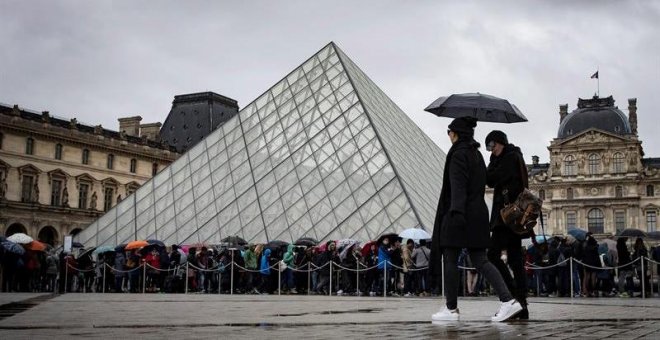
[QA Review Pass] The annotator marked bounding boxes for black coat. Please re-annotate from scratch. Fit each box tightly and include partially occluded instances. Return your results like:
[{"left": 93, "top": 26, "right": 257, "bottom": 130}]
[
  {"left": 486, "top": 144, "right": 526, "bottom": 233},
  {"left": 429, "top": 139, "right": 491, "bottom": 282}
]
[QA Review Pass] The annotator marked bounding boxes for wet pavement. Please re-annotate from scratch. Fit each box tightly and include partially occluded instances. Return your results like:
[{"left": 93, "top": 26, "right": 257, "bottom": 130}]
[{"left": 0, "top": 293, "right": 659, "bottom": 339}]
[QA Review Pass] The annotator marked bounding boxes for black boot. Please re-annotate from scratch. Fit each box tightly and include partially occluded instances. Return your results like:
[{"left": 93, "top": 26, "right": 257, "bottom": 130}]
[{"left": 514, "top": 307, "right": 529, "bottom": 320}]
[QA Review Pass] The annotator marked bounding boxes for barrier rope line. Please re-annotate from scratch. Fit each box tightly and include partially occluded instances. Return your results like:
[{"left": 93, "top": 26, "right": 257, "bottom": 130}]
[{"left": 572, "top": 258, "right": 641, "bottom": 271}]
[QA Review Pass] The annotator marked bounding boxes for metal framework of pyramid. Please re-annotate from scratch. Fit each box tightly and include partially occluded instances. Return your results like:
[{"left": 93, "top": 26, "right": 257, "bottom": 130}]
[{"left": 75, "top": 42, "right": 446, "bottom": 247}]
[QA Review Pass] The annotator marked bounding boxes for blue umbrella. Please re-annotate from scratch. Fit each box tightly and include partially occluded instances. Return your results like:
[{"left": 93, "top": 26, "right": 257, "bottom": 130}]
[
  {"left": 567, "top": 228, "right": 587, "bottom": 242},
  {"left": 535, "top": 235, "right": 551, "bottom": 244},
  {"left": 1, "top": 240, "right": 26, "bottom": 255}
]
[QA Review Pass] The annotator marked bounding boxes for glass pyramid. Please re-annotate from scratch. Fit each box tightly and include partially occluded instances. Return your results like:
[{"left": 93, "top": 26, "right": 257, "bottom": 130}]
[{"left": 75, "top": 42, "right": 447, "bottom": 247}]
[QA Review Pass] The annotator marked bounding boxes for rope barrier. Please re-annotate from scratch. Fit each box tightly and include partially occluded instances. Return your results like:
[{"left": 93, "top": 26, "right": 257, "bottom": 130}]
[{"left": 572, "top": 258, "right": 640, "bottom": 271}]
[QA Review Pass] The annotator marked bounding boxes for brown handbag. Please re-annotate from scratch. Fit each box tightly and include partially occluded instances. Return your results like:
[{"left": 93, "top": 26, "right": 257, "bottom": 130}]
[{"left": 499, "top": 154, "right": 544, "bottom": 236}]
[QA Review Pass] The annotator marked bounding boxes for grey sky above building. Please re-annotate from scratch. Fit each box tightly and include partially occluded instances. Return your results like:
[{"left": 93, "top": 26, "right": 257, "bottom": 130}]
[{"left": 1, "top": 1, "right": 659, "bottom": 163}]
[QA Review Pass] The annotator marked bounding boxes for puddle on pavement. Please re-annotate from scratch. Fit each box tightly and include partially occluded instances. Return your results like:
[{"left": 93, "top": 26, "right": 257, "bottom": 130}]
[
  {"left": 0, "top": 294, "right": 57, "bottom": 321},
  {"left": 269, "top": 308, "right": 383, "bottom": 317}
]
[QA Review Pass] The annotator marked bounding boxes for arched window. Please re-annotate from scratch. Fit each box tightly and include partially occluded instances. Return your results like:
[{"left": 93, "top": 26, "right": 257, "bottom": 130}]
[
  {"left": 588, "top": 153, "right": 600, "bottom": 175},
  {"left": 538, "top": 189, "right": 546, "bottom": 200},
  {"left": 564, "top": 155, "right": 576, "bottom": 176},
  {"left": 566, "top": 187, "right": 574, "bottom": 200},
  {"left": 38, "top": 226, "right": 59, "bottom": 246},
  {"left": 587, "top": 208, "right": 605, "bottom": 234},
  {"left": 5, "top": 223, "right": 27, "bottom": 237},
  {"left": 130, "top": 158, "right": 137, "bottom": 173},
  {"left": 107, "top": 154, "right": 114, "bottom": 170},
  {"left": 647, "top": 185, "right": 655, "bottom": 197},
  {"left": 612, "top": 152, "right": 625, "bottom": 173},
  {"left": 615, "top": 185, "right": 623, "bottom": 198},
  {"left": 26, "top": 137, "right": 34, "bottom": 155},
  {"left": 55, "top": 143, "right": 63, "bottom": 160},
  {"left": 82, "top": 149, "right": 90, "bottom": 165}
]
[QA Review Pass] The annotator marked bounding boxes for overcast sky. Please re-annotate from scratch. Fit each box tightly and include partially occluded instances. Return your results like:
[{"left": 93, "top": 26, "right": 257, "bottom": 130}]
[{"left": 2, "top": 1, "right": 659, "bottom": 163}]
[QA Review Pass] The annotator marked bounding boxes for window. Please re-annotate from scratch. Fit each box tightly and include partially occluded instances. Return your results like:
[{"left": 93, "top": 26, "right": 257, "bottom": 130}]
[
  {"left": 587, "top": 208, "right": 604, "bottom": 234},
  {"left": 26, "top": 137, "right": 34, "bottom": 155},
  {"left": 615, "top": 210, "right": 626, "bottom": 233},
  {"left": 647, "top": 211, "right": 657, "bottom": 232},
  {"left": 647, "top": 185, "right": 655, "bottom": 197},
  {"left": 130, "top": 158, "right": 137, "bottom": 173},
  {"left": 78, "top": 183, "right": 89, "bottom": 209},
  {"left": 612, "top": 153, "right": 625, "bottom": 173},
  {"left": 107, "top": 154, "right": 114, "bottom": 170},
  {"left": 567, "top": 187, "right": 574, "bottom": 200},
  {"left": 82, "top": 149, "right": 90, "bottom": 165},
  {"left": 50, "top": 179, "right": 63, "bottom": 206},
  {"left": 615, "top": 186, "right": 623, "bottom": 198},
  {"left": 104, "top": 187, "right": 114, "bottom": 211},
  {"left": 564, "top": 155, "right": 576, "bottom": 176},
  {"left": 538, "top": 189, "right": 546, "bottom": 200},
  {"left": 55, "top": 143, "right": 63, "bottom": 160},
  {"left": 588, "top": 153, "right": 600, "bottom": 175},
  {"left": 566, "top": 211, "right": 577, "bottom": 229},
  {"left": 21, "top": 175, "right": 34, "bottom": 202},
  {"left": 152, "top": 163, "right": 158, "bottom": 176}
]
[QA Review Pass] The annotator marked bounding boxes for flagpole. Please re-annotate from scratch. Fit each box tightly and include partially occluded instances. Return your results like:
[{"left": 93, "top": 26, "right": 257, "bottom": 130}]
[{"left": 597, "top": 67, "right": 600, "bottom": 97}]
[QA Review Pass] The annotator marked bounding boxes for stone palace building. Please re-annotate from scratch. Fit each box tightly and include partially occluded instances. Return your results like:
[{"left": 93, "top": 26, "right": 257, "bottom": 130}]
[{"left": 528, "top": 95, "right": 660, "bottom": 236}]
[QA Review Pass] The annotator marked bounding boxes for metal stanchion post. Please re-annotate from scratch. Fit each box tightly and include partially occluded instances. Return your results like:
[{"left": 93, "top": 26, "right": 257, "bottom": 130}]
[
  {"left": 356, "top": 263, "right": 360, "bottom": 296},
  {"left": 329, "top": 261, "right": 333, "bottom": 296},
  {"left": 642, "top": 257, "right": 646, "bottom": 299},
  {"left": 383, "top": 261, "right": 387, "bottom": 298},
  {"left": 536, "top": 269, "right": 540, "bottom": 296},
  {"left": 441, "top": 255, "right": 445, "bottom": 299},
  {"left": 103, "top": 264, "right": 106, "bottom": 293},
  {"left": 219, "top": 269, "right": 222, "bottom": 294},
  {"left": 570, "top": 258, "right": 574, "bottom": 299},
  {"left": 307, "top": 263, "right": 311, "bottom": 295},
  {"left": 65, "top": 263, "right": 68, "bottom": 294},
  {"left": 278, "top": 265, "right": 281, "bottom": 296},
  {"left": 142, "top": 264, "right": 146, "bottom": 294},
  {"left": 230, "top": 261, "right": 234, "bottom": 295},
  {"left": 185, "top": 262, "right": 189, "bottom": 294}
]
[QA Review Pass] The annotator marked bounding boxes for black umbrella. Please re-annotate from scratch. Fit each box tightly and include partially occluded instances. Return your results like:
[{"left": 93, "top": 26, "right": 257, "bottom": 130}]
[
  {"left": 221, "top": 236, "right": 248, "bottom": 246},
  {"left": 294, "top": 237, "right": 319, "bottom": 247},
  {"left": 72, "top": 241, "right": 84, "bottom": 248},
  {"left": 265, "top": 240, "right": 289, "bottom": 250},
  {"left": 617, "top": 228, "right": 648, "bottom": 238},
  {"left": 146, "top": 239, "right": 166, "bottom": 248},
  {"left": 114, "top": 244, "right": 127, "bottom": 252},
  {"left": 377, "top": 233, "right": 401, "bottom": 245},
  {"left": 425, "top": 93, "right": 528, "bottom": 123}
]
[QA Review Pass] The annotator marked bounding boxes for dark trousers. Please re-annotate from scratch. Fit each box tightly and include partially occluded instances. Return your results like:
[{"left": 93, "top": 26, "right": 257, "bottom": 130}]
[
  {"left": 487, "top": 233, "right": 528, "bottom": 306},
  {"left": 444, "top": 248, "right": 513, "bottom": 310}
]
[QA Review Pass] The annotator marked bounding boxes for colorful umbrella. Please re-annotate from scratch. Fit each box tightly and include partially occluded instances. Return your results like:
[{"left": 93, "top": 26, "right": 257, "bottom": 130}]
[
  {"left": 7, "top": 233, "right": 33, "bottom": 244},
  {"left": 361, "top": 240, "right": 377, "bottom": 257},
  {"left": 125, "top": 240, "right": 149, "bottom": 250},
  {"left": 1, "top": 240, "right": 26, "bottom": 255},
  {"left": 24, "top": 240, "right": 48, "bottom": 252}
]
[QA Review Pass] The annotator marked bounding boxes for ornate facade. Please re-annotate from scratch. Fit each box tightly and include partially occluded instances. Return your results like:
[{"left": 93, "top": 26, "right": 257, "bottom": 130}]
[
  {"left": 0, "top": 103, "right": 179, "bottom": 246},
  {"left": 529, "top": 96, "right": 660, "bottom": 236}
]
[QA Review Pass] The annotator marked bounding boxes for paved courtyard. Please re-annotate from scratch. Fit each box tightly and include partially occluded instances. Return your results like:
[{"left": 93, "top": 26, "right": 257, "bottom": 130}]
[{"left": 0, "top": 293, "right": 659, "bottom": 339}]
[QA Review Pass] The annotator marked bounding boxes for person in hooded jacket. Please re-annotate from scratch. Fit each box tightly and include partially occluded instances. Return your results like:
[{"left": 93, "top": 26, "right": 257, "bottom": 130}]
[
  {"left": 430, "top": 117, "right": 522, "bottom": 323},
  {"left": 259, "top": 248, "right": 273, "bottom": 294},
  {"left": 282, "top": 245, "right": 297, "bottom": 294},
  {"left": 484, "top": 130, "right": 532, "bottom": 318}
]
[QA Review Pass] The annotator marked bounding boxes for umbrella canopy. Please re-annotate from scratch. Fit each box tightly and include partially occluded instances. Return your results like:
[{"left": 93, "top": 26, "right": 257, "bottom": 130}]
[
  {"left": 294, "top": 237, "right": 319, "bottom": 247},
  {"left": 177, "top": 248, "right": 188, "bottom": 264},
  {"left": 24, "top": 240, "right": 48, "bottom": 252},
  {"left": 115, "top": 244, "right": 127, "bottom": 252},
  {"left": 125, "top": 240, "right": 149, "bottom": 250},
  {"left": 265, "top": 240, "right": 289, "bottom": 250},
  {"left": 617, "top": 228, "right": 648, "bottom": 238},
  {"left": 425, "top": 93, "right": 528, "bottom": 123},
  {"left": 1, "top": 240, "right": 26, "bottom": 255},
  {"left": 79, "top": 247, "right": 97, "bottom": 259},
  {"left": 361, "top": 240, "right": 377, "bottom": 257},
  {"left": 535, "top": 235, "right": 551, "bottom": 244},
  {"left": 72, "top": 241, "right": 85, "bottom": 248},
  {"left": 567, "top": 227, "right": 588, "bottom": 242},
  {"left": 7, "top": 233, "right": 33, "bottom": 244},
  {"left": 220, "top": 236, "right": 247, "bottom": 246},
  {"left": 377, "top": 233, "right": 400, "bottom": 245},
  {"left": 93, "top": 245, "right": 116, "bottom": 255},
  {"left": 336, "top": 239, "right": 359, "bottom": 250},
  {"left": 146, "top": 239, "right": 166, "bottom": 248},
  {"left": 399, "top": 228, "right": 431, "bottom": 241},
  {"left": 338, "top": 240, "right": 360, "bottom": 261}
]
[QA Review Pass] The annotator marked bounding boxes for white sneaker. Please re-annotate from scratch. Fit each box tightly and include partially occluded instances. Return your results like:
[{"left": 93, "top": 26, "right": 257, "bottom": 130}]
[
  {"left": 491, "top": 299, "right": 522, "bottom": 322},
  {"left": 337, "top": 289, "right": 343, "bottom": 296},
  {"left": 431, "top": 307, "right": 460, "bottom": 322}
]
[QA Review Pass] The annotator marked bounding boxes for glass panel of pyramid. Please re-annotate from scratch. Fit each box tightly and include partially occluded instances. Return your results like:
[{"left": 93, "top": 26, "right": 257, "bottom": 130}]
[{"left": 74, "top": 42, "right": 447, "bottom": 247}]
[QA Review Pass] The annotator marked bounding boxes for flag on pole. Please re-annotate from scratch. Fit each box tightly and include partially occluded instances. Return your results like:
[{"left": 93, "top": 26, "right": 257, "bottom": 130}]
[{"left": 590, "top": 71, "right": 599, "bottom": 79}]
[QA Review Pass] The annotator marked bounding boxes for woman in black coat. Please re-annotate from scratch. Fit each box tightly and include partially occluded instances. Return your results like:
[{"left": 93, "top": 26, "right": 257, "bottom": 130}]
[{"left": 429, "top": 117, "right": 521, "bottom": 323}]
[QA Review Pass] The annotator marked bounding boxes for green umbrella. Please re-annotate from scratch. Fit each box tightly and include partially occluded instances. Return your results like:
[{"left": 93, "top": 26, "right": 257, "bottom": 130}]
[{"left": 93, "top": 245, "right": 116, "bottom": 255}]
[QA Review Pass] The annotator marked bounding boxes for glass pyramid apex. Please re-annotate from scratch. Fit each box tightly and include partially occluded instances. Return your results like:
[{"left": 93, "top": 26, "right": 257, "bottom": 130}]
[{"left": 75, "top": 42, "right": 446, "bottom": 247}]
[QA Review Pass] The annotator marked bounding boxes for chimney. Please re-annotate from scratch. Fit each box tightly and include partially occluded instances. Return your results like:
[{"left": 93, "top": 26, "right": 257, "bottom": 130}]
[
  {"left": 140, "top": 122, "right": 162, "bottom": 141},
  {"left": 532, "top": 155, "right": 539, "bottom": 166},
  {"left": 628, "top": 98, "right": 638, "bottom": 135},
  {"left": 559, "top": 104, "right": 568, "bottom": 122},
  {"left": 118, "top": 116, "right": 142, "bottom": 137}
]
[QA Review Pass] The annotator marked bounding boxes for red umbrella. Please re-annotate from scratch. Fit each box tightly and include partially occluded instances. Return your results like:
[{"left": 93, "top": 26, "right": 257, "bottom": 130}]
[
  {"left": 24, "top": 240, "right": 47, "bottom": 252},
  {"left": 361, "top": 240, "right": 377, "bottom": 257}
]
